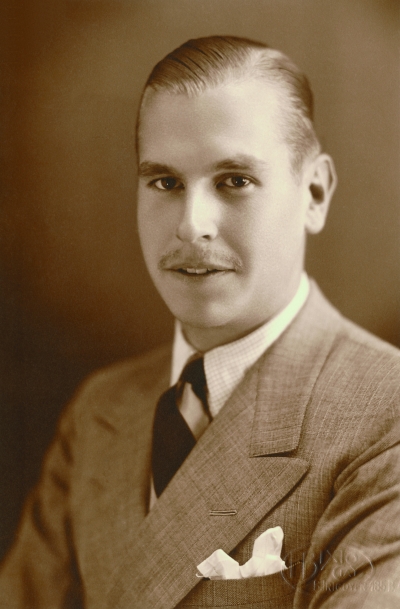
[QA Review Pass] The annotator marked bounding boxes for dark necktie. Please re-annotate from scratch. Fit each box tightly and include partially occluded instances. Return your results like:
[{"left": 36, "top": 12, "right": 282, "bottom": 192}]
[{"left": 152, "top": 356, "right": 209, "bottom": 497}]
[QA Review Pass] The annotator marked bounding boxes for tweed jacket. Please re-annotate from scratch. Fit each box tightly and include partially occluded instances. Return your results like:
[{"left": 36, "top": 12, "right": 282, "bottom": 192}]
[{"left": 0, "top": 282, "right": 399, "bottom": 609}]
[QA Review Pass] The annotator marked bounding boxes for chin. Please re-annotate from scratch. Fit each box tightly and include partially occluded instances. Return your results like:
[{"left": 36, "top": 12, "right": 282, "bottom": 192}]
[{"left": 170, "top": 302, "right": 233, "bottom": 331}]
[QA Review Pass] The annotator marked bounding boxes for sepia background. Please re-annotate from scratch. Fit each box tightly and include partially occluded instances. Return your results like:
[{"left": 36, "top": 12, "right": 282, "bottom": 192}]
[{"left": 0, "top": 0, "right": 399, "bottom": 560}]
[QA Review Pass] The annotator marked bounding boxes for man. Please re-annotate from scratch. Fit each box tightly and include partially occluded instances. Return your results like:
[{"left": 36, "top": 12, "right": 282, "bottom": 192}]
[{"left": 0, "top": 35, "right": 399, "bottom": 609}]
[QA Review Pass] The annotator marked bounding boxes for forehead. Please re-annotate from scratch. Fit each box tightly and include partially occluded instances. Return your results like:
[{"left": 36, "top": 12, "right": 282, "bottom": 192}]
[{"left": 137, "top": 79, "right": 290, "bottom": 166}]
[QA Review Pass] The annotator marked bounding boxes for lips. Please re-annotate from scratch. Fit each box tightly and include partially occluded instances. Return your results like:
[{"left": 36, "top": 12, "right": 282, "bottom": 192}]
[
  {"left": 185, "top": 268, "right": 208, "bottom": 274},
  {"left": 168, "top": 263, "right": 234, "bottom": 279},
  {"left": 176, "top": 267, "right": 227, "bottom": 276},
  {"left": 158, "top": 247, "right": 242, "bottom": 276}
]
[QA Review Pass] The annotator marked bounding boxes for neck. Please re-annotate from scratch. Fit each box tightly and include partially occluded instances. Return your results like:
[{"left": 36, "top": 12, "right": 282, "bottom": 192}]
[{"left": 182, "top": 321, "right": 268, "bottom": 353}]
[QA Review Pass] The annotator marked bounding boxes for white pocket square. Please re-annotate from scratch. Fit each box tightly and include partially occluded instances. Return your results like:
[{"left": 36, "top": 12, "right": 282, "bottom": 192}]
[{"left": 197, "top": 526, "right": 287, "bottom": 580}]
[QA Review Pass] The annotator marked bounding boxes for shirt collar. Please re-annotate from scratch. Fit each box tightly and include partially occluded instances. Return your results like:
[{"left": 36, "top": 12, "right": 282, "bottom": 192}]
[{"left": 171, "top": 272, "right": 310, "bottom": 417}]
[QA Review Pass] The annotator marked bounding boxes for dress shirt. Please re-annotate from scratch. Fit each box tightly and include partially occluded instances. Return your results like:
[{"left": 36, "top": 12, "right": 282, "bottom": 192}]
[{"left": 171, "top": 272, "right": 310, "bottom": 418}]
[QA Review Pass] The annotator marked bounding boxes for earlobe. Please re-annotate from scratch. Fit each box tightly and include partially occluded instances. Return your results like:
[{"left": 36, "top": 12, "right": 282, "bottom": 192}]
[{"left": 305, "top": 153, "right": 337, "bottom": 235}]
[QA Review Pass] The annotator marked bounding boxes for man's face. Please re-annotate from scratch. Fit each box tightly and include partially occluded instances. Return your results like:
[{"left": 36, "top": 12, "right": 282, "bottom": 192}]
[{"left": 137, "top": 79, "right": 317, "bottom": 350}]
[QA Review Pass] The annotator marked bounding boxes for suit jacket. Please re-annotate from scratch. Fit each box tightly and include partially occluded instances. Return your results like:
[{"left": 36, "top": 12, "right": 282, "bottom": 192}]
[{"left": 0, "top": 281, "right": 399, "bottom": 609}]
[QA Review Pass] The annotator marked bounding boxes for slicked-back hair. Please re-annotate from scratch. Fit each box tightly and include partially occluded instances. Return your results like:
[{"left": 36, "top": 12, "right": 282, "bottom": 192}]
[{"left": 137, "top": 35, "right": 321, "bottom": 173}]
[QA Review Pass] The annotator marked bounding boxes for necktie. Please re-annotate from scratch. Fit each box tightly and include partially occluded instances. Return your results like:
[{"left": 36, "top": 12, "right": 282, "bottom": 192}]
[{"left": 152, "top": 356, "right": 210, "bottom": 497}]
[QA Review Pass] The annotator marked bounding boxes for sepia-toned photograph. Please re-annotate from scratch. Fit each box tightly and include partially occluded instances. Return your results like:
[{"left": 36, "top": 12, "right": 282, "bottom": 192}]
[{"left": 0, "top": 1, "right": 399, "bottom": 607}]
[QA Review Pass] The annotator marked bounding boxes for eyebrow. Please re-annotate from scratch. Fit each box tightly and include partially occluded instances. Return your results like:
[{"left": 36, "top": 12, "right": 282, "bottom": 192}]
[
  {"left": 138, "top": 162, "right": 178, "bottom": 177},
  {"left": 213, "top": 155, "right": 267, "bottom": 172},
  {"left": 138, "top": 154, "right": 267, "bottom": 178}
]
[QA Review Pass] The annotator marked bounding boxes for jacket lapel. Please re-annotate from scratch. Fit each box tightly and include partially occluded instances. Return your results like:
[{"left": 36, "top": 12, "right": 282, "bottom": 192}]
[{"left": 107, "top": 282, "right": 342, "bottom": 609}]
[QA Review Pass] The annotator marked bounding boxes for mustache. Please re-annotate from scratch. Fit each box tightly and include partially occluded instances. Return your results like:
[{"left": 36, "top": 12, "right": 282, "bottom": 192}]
[{"left": 158, "top": 247, "right": 242, "bottom": 272}]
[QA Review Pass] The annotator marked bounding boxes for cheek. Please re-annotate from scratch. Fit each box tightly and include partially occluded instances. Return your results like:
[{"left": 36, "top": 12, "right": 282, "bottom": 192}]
[
  {"left": 137, "top": 205, "right": 161, "bottom": 269},
  {"left": 138, "top": 198, "right": 169, "bottom": 253},
  {"left": 223, "top": 202, "right": 272, "bottom": 260},
  {"left": 137, "top": 204, "right": 151, "bottom": 250},
  {"left": 227, "top": 196, "right": 305, "bottom": 270}
]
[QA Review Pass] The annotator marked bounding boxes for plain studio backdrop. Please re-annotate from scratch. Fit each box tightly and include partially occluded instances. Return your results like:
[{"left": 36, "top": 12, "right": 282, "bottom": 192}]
[{"left": 0, "top": 0, "right": 399, "bottom": 560}]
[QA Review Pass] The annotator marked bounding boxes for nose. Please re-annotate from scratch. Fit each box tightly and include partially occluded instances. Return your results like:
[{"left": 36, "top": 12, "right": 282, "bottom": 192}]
[{"left": 176, "top": 188, "right": 219, "bottom": 243}]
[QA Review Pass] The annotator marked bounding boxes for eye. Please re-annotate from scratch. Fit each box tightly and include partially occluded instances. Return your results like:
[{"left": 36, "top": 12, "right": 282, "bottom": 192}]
[
  {"left": 152, "top": 177, "right": 182, "bottom": 191},
  {"left": 220, "top": 176, "right": 252, "bottom": 188}
]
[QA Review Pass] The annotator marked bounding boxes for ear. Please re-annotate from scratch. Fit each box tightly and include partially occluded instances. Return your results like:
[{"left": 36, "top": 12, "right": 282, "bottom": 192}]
[{"left": 304, "top": 153, "right": 337, "bottom": 235}]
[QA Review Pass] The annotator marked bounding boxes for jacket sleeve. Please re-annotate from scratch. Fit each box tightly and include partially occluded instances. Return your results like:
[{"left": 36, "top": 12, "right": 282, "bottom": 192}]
[
  {"left": 0, "top": 394, "right": 84, "bottom": 609},
  {"left": 298, "top": 412, "right": 400, "bottom": 609}
]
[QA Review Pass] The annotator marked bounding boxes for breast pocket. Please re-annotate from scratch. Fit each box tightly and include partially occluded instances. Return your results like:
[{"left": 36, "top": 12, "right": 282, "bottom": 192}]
[{"left": 177, "top": 571, "right": 295, "bottom": 608}]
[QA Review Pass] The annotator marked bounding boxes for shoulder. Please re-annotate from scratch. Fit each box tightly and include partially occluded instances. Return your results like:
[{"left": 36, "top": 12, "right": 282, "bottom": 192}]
[
  {"left": 325, "top": 322, "right": 400, "bottom": 432},
  {"left": 80, "top": 342, "right": 172, "bottom": 398},
  {"left": 62, "top": 343, "right": 172, "bottom": 429},
  {"left": 325, "top": 300, "right": 400, "bottom": 390},
  {"left": 307, "top": 279, "right": 399, "bottom": 365},
  {"left": 304, "top": 282, "right": 400, "bottom": 419}
]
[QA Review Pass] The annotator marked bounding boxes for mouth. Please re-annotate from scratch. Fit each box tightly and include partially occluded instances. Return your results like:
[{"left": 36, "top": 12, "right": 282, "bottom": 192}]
[
  {"left": 173, "top": 267, "right": 230, "bottom": 276},
  {"left": 158, "top": 248, "right": 242, "bottom": 279}
]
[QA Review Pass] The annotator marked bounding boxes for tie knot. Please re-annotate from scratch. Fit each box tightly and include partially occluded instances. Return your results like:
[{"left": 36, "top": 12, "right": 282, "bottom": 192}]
[{"left": 179, "top": 356, "right": 207, "bottom": 405}]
